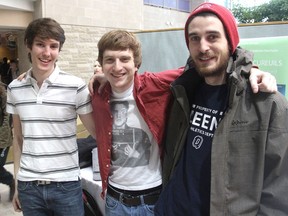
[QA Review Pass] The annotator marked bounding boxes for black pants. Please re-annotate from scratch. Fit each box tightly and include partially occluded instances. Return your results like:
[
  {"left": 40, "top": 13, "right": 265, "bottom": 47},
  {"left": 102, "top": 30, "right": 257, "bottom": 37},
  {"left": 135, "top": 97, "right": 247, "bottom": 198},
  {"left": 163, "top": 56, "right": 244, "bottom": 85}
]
[{"left": 0, "top": 147, "right": 13, "bottom": 186}]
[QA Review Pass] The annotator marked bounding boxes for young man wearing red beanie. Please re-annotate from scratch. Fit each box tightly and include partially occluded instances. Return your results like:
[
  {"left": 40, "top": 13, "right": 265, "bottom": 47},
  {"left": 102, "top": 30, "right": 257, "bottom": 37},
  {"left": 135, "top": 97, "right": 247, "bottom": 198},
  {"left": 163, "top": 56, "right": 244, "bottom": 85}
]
[{"left": 155, "top": 2, "right": 288, "bottom": 216}]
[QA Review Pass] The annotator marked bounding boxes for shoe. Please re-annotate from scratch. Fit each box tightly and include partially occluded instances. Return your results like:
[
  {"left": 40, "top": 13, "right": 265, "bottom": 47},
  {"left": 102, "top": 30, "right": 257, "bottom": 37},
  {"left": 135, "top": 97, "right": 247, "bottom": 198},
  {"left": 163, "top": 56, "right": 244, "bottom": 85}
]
[{"left": 9, "top": 181, "right": 15, "bottom": 201}]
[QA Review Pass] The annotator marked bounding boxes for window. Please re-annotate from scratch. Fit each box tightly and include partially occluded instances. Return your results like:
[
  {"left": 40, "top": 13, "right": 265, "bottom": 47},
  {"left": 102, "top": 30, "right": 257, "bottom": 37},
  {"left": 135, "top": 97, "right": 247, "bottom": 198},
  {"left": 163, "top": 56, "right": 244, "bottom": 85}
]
[
  {"left": 144, "top": 0, "right": 190, "bottom": 12},
  {"left": 178, "top": 0, "right": 190, "bottom": 12},
  {"left": 164, "top": 1, "right": 177, "bottom": 9}
]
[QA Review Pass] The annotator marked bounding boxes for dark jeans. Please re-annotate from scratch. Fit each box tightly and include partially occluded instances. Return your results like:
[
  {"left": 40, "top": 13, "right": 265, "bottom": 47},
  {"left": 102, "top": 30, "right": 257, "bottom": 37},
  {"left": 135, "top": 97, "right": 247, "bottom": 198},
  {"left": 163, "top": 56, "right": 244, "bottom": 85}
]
[
  {"left": 0, "top": 147, "right": 13, "bottom": 186},
  {"left": 18, "top": 180, "right": 84, "bottom": 216}
]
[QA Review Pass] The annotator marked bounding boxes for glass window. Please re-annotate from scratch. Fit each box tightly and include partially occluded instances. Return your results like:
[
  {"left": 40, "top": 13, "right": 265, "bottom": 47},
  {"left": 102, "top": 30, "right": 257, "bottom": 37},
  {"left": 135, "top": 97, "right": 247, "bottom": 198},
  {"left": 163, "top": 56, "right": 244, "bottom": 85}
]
[
  {"left": 144, "top": 0, "right": 190, "bottom": 12},
  {"left": 146, "top": 0, "right": 164, "bottom": 7},
  {"left": 178, "top": 0, "right": 190, "bottom": 12},
  {"left": 164, "top": 0, "right": 177, "bottom": 9}
]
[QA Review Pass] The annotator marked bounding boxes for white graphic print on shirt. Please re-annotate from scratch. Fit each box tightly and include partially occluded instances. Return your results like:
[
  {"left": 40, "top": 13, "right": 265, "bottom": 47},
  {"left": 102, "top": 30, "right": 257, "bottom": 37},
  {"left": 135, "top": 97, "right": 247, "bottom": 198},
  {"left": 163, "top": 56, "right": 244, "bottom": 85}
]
[{"left": 190, "top": 104, "right": 225, "bottom": 150}]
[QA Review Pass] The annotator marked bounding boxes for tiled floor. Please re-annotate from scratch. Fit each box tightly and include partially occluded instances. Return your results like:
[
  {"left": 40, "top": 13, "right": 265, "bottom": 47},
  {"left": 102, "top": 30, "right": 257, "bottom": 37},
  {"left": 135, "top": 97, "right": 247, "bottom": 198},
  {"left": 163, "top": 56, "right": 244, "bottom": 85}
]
[{"left": 0, "top": 163, "right": 23, "bottom": 216}]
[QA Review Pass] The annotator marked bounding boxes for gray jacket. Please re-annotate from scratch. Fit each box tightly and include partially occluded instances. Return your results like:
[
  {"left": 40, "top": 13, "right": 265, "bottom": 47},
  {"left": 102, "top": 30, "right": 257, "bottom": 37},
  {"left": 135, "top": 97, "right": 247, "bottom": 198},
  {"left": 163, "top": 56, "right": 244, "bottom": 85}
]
[{"left": 162, "top": 48, "right": 288, "bottom": 215}]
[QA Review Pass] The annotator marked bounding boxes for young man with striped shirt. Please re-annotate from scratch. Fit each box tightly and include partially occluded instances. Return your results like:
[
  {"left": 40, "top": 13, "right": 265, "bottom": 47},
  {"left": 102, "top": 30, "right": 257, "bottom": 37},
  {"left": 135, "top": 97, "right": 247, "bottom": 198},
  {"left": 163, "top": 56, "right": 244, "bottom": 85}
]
[{"left": 6, "top": 18, "right": 96, "bottom": 216}]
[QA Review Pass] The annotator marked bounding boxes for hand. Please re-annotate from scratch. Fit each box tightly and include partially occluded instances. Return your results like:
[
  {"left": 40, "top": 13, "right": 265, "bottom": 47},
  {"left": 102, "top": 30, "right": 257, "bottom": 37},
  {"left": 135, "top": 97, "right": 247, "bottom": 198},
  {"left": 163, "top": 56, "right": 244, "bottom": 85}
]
[
  {"left": 249, "top": 68, "right": 277, "bottom": 93},
  {"left": 17, "top": 72, "right": 26, "bottom": 81},
  {"left": 88, "top": 73, "right": 108, "bottom": 95},
  {"left": 12, "top": 190, "right": 22, "bottom": 212},
  {"left": 124, "top": 145, "right": 140, "bottom": 158}
]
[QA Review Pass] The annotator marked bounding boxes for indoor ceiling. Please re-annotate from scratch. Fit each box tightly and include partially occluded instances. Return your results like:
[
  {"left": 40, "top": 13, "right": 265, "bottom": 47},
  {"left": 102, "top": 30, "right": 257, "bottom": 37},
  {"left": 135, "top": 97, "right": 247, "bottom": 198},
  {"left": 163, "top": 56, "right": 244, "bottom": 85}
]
[
  {"left": 0, "top": 0, "right": 36, "bottom": 12},
  {"left": 0, "top": 0, "right": 36, "bottom": 34}
]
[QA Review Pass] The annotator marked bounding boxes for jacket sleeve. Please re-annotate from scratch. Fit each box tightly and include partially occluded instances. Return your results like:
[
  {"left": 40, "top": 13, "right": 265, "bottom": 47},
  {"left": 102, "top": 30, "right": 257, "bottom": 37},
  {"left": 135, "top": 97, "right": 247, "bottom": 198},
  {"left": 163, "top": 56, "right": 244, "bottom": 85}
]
[
  {"left": 258, "top": 95, "right": 288, "bottom": 215},
  {"left": 230, "top": 47, "right": 254, "bottom": 77},
  {"left": 141, "top": 65, "right": 185, "bottom": 88}
]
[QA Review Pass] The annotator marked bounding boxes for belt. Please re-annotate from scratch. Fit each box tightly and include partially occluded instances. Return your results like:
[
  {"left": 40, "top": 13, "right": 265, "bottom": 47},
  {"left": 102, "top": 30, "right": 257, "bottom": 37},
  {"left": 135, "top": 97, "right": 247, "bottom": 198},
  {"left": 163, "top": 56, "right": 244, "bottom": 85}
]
[
  {"left": 34, "top": 180, "right": 53, "bottom": 185},
  {"left": 107, "top": 185, "right": 161, "bottom": 206}
]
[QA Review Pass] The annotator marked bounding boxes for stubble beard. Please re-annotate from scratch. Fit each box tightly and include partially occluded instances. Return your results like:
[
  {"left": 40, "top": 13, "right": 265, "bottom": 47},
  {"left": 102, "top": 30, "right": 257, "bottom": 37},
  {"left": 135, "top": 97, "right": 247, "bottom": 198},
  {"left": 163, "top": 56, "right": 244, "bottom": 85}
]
[{"left": 193, "top": 52, "right": 230, "bottom": 79}]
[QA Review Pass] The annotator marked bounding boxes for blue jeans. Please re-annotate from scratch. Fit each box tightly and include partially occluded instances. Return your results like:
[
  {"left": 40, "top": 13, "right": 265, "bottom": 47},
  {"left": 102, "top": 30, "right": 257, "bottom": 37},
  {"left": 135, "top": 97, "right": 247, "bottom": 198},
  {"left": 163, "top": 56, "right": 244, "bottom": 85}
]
[
  {"left": 105, "top": 193, "right": 155, "bottom": 216},
  {"left": 18, "top": 180, "right": 84, "bottom": 216}
]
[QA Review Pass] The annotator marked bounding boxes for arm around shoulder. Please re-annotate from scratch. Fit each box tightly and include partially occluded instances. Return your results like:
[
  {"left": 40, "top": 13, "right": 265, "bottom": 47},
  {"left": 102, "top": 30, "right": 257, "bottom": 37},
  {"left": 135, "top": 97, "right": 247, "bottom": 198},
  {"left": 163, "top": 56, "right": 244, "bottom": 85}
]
[{"left": 249, "top": 68, "right": 277, "bottom": 93}]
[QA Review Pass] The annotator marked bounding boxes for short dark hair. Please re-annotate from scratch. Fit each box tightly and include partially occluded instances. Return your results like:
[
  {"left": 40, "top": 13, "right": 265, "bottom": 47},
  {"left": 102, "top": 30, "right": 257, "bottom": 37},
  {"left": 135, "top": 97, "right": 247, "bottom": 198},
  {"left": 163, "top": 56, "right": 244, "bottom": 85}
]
[{"left": 24, "top": 18, "right": 66, "bottom": 62}]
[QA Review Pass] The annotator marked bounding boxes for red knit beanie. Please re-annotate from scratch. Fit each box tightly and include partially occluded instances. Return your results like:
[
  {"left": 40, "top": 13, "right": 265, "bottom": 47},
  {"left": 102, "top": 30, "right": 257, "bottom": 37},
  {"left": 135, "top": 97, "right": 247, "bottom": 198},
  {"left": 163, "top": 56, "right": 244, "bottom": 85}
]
[{"left": 184, "top": 3, "right": 239, "bottom": 54}]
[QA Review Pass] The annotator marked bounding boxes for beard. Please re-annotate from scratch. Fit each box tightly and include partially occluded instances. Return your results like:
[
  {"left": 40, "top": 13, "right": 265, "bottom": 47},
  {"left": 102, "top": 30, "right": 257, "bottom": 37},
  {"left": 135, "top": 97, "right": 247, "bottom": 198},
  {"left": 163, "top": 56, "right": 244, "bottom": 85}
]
[{"left": 192, "top": 51, "right": 230, "bottom": 79}]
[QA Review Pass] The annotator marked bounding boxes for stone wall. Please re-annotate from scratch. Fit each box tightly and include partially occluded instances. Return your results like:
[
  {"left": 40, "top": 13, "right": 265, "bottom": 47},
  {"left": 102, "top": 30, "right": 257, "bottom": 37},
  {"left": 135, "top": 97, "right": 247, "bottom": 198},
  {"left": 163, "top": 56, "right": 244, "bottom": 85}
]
[{"left": 57, "top": 25, "right": 109, "bottom": 83}]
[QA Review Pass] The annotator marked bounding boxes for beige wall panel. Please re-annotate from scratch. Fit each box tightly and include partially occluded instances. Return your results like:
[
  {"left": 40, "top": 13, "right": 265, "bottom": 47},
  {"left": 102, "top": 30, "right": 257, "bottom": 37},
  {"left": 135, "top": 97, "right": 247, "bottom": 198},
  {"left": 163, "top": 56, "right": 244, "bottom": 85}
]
[
  {"left": 0, "top": 10, "right": 33, "bottom": 29},
  {"left": 42, "top": 0, "right": 142, "bottom": 30}
]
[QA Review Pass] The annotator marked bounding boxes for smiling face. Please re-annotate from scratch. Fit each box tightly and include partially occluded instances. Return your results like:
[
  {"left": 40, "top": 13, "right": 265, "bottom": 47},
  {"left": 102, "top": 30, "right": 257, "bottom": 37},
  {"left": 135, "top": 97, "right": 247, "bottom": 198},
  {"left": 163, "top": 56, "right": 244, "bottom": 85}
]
[
  {"left": 102, "top": 49, "right": 138, "bottom": 93},
  {"left": 187, "top": 15, "right": 230, "bottom": 85},
  {"left": 28, "top": 37, "right": 60, "bottom": 76}
]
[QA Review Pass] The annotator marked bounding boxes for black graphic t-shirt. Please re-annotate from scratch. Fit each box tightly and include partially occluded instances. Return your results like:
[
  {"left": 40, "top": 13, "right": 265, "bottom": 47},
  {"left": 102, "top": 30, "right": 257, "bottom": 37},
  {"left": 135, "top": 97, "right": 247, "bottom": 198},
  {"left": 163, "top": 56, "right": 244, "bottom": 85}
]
[{"left": 157, "top": 82, "right": 228, "bottom": 216}]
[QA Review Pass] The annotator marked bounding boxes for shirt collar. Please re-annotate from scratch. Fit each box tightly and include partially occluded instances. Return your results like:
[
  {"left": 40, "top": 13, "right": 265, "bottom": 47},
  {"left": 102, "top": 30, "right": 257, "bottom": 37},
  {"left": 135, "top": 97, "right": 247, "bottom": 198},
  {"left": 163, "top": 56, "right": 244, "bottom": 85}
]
[{"left": 26, "top": 65, "right": 60, "bottom": 84}]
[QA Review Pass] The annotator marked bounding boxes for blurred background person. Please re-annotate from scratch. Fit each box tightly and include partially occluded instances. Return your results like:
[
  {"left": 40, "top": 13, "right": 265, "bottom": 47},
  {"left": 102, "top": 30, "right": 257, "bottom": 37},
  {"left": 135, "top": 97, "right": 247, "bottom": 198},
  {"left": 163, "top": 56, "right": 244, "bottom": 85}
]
[
  {"left": 0, "top": 83, "right": 14, "bottom": 202},
  {"left": 8, "top": 60, "right": 20, "bottom": 80},
  {"left": 93, "top": 60, "right": 102, "bottom": 74},
  {"left": 0, "top": 57, "right": 12, "bottom": 87}
]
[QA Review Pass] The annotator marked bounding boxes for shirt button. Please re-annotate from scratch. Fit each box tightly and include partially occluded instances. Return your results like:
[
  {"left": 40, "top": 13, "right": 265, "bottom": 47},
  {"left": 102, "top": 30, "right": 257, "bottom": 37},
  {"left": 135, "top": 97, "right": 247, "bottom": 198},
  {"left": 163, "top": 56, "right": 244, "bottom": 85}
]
[
  {"left": 108, "top": 149, "right": 110, "bottom": 152},
  {"left": 108, "top": 132, "right": 111, "bottom": 135},
  {"left": 106, "top": 164, "right": 109, "bottom": 168}
]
